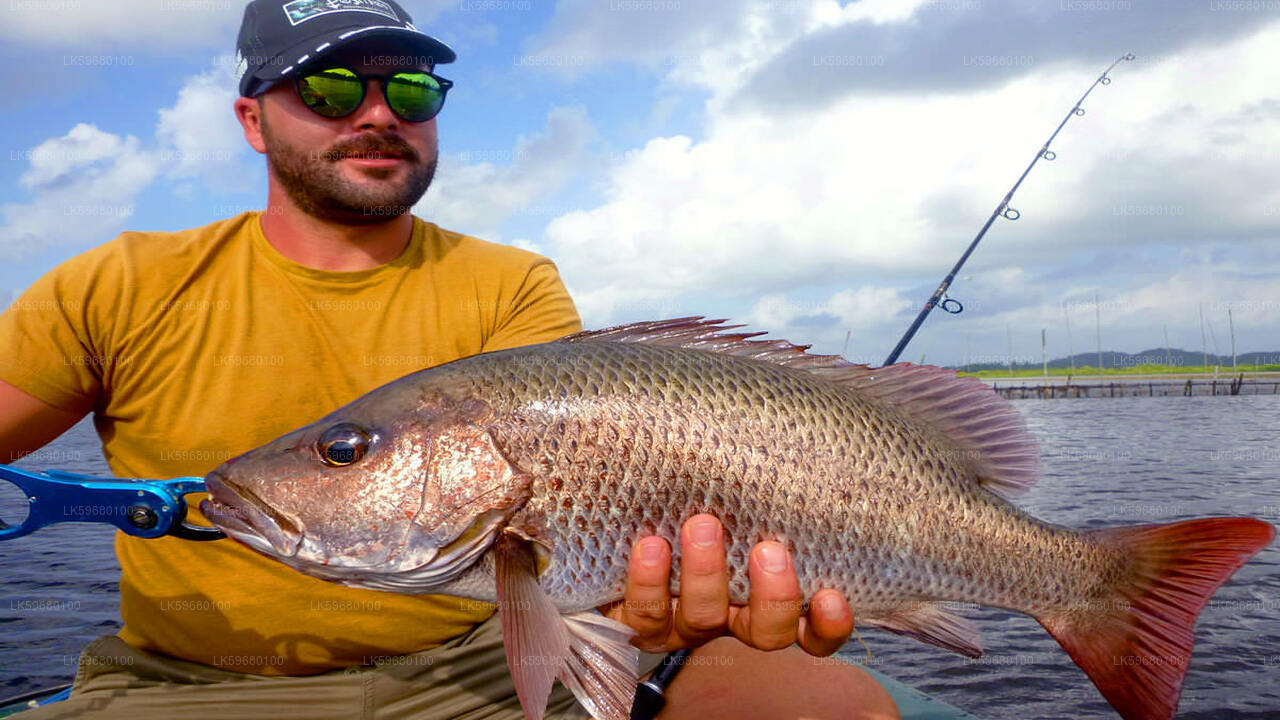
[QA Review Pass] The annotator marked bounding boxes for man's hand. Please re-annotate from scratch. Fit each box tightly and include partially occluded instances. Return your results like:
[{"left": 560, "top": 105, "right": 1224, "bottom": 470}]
[{"left": 599, "top": 514, "right": 854, "bottom": 656}]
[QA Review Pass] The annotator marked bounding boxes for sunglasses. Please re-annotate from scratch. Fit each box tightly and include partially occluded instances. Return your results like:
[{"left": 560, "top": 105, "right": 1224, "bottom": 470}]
[{"left": 294, "top": 67, "right": 453, "bottom": 123}]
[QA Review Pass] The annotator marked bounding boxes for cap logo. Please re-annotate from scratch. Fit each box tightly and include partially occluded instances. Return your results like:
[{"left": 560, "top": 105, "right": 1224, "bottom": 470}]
[{"left": 283, "top": 0, "right": 400, "bottom": 27}]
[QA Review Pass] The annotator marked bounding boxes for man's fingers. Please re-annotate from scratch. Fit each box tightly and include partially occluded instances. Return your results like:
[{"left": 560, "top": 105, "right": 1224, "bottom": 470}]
[
  {"left": 673, "top": 514, "right": 731, "bottom": 643},
  {"left": 797, "top": 588, "right": 854, "bottom": 657},
  {"left": 730, "top": 541, "right": 803, "bottom": 651},
  {"left": 619, "top": 536, "right": 673, "bottom": 649}
]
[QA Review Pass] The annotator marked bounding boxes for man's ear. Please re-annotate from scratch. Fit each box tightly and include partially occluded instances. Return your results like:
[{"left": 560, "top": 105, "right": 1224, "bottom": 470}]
[{"left": 235, "top": 96, "right": 268, "bottom": 154}]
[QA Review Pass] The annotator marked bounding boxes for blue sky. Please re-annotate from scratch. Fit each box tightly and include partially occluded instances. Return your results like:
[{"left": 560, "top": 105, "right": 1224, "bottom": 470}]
[{"left": 2, "top": 0, "right": 1279, "bottom": 367}]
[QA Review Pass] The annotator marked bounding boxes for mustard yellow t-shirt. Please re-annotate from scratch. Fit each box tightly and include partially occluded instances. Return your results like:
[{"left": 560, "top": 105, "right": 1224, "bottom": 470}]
[{"left": 0, "top": 211, "right": 581, "bottom": 674}]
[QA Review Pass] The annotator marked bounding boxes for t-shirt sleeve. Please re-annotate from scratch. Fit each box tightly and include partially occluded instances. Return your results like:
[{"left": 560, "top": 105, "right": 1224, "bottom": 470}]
[
  {"left": 482, "top": 259, "right": 583, "bottom": 353},
  {"left": 0, "top": 250, "right": 118, "bottom": 412}
]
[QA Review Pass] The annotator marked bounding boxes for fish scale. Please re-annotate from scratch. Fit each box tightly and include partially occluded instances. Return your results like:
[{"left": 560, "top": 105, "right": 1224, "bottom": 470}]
[
  {"left": 438, "top": 339, "right": 1093, "bottom": 617},
  {"left": 202, "top": 318, "right": 1275, "bottom": 720}
]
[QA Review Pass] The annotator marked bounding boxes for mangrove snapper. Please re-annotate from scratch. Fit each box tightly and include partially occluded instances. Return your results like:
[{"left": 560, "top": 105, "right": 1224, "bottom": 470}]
[{"left": 201, "top": 318, "right": 1274, "bottom": 720}]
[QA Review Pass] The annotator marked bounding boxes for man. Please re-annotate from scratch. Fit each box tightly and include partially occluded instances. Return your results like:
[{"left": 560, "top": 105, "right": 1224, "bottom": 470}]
[{"left": 0, "top": 1, "right": 898, "bottom": 718}]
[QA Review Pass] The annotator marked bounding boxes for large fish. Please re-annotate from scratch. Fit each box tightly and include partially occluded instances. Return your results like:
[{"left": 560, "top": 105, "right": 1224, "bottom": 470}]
[{"left": 202, "top": 318, "right": 1273, "bottom": 720}]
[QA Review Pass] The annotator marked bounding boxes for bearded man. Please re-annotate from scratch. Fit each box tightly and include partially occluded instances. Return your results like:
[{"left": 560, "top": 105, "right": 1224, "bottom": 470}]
[{"left": 0, "top": 1, "right": 895, "bottom": 718}]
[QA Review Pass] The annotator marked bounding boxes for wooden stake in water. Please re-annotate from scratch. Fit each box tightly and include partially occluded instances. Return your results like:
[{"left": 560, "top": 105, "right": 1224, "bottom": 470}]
[
  {"left": 1063, "top": 301, "right": 1076, "bottom": 374},
  {"left": 1095, "top": 291, "right": 1103, "bottom": 371},
  {"left": 1207, "top": 312, "right": 1221, "bottom": 377},
  {"left": 1007, "top": 324, "right": 1014, "bottom": 377},
  {"left": 1042, "top": 328, "right": 1048, "bottom": 377},
  {"left": 1199, "top": 303, "right": 1208, "bottom": 375},
  {"left": 1229, "top": 309, "right": 1237, "bottom": 372}
]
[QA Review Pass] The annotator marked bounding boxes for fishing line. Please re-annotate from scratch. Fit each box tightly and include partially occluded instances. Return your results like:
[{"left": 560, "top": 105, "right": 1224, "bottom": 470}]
[
  {"left": 852, "top": 624, "right": 873, "bottom": 666},
  {"left": 882, "top": 53, "right": 1135, "bottom": 367}
]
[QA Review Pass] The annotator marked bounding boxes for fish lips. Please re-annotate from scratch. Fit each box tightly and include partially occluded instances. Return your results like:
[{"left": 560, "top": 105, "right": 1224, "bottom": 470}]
[{"left": 201, "top": 472, "right": 303, "bottom": 558}]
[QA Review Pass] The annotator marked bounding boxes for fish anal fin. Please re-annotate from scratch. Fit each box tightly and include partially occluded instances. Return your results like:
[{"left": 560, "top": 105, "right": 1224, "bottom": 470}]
[
  {"left": 558, "top": 612, "right": 640, "bottom": 720},
  {"left": 866, "top": 602, "right": 983, "bottom": 658}
]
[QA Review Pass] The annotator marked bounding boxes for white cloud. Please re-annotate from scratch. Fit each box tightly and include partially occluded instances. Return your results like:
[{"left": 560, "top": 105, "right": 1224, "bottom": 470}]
[
  {"left": 0, "top": 0, "right": 455, "bottom": 53},
  {"left": 749, "top": 286, "right": 914, "bottom": 332},
  {"left": 0, "top": 124, "right": 161, "bottom": 258},
  {"left": 540, "top": 22, "right": 1280, "bottom": 363},
  {"left": 524, "top": 0, "right": 823, "bottom": 93},
  {"left": 0, "top": 63, "right": 253, "bottom": 257},
  {"left": 0, "top": 0, "right": 241, "bottom": 51},
  {"left": 420, "top": 106, "right": 597, "bottom": 244},
  {"left": 155, "top": 62, "right": 253, "bottom": 194}
]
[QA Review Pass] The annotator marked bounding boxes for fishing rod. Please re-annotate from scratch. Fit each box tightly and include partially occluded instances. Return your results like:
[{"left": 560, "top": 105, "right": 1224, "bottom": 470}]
[{"left": 882, "top": 52, "right": 1135, "bottom": 367}]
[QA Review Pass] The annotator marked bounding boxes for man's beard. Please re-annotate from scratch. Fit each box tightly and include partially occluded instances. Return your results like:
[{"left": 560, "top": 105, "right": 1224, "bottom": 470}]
[{"left": 260, "top": 116, "right": 436, "bottom": 226}]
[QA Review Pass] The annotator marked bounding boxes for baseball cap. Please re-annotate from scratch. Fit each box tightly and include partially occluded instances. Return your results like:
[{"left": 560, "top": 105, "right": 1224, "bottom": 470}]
[{"left": 236, "top": 0, "right": 456, "bottom": 98}]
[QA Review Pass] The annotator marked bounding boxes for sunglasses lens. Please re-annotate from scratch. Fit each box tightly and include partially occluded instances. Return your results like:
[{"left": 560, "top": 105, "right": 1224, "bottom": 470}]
[
  {"left": 298, "top": 68, "right": 363, "bottom": 117},
  {"left": 386, "top": 72, "right": 447, "bottom": 122}
]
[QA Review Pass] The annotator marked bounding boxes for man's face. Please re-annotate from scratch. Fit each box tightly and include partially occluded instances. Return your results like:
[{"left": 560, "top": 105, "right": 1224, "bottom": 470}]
[{"left": 256, "top": 45, "right": 440, "bottom": 225}]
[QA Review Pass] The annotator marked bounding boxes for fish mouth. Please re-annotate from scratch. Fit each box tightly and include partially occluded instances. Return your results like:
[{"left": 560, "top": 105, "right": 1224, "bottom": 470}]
[{"left": 201, "top": 472, "right": 303, "bottom": 558}]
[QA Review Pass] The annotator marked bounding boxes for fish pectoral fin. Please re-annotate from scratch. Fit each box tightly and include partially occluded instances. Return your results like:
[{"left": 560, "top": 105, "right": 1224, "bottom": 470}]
[
  {"left": 864, "top": 602, "right": 983, "bottom": 658},
  {"left": 558, "top": 611, "right": 640, "bottom": 720},
  {"left": 503, "top": 525, "right": 555, "bottom": 576},
  {"left": 493, "top": 534, "right": 639, "bottom": 720},
  {"left": 495, "top": 533, "right": 571, "bottom": 720}
]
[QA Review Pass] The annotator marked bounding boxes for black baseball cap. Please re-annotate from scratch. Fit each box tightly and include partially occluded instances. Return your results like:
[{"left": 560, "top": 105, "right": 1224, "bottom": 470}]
[{"left": 236, "top": 0, "right": 456, "bottom": 98}]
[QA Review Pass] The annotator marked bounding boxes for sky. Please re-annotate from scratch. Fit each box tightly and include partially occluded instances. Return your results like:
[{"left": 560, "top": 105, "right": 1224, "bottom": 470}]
[{"left": 1, "top": 0, "right": 1278, "bottom": 368}]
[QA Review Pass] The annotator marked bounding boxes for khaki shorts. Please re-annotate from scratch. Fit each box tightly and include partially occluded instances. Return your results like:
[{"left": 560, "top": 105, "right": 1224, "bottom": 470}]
[{"left": 16, "top": 615, "right": 665, "bottom": 720}]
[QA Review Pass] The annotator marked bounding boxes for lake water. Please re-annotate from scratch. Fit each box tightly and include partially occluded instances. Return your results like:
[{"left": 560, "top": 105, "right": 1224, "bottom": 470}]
[{"left": 2, "top": 396, "right": 1278, "bottom": 718}]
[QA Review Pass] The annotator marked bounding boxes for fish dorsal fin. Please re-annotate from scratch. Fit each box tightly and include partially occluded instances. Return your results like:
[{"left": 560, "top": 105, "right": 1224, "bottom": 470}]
[
  {"left": 564, "top": 317, "right": 1040, "bottom": 499},
  {"left": 830, "top": 362, "right": 1041, "bottom": 499}
]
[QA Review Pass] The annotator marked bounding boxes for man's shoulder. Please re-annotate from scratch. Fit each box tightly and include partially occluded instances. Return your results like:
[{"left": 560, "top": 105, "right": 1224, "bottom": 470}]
[
  {"left": 417, "top": 219, "right": 554, "bottom": 271},
  {"left": 108, "top": 212, "right": 257, "bottom": 262},
  {"left": 28, "top": 213, "right": 257, "bottom": 298}
]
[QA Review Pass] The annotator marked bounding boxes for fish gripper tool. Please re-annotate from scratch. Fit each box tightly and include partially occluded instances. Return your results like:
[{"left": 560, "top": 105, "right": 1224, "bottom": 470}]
[{"left": 0, "top": 464, "right": 224, "bottom": 541}]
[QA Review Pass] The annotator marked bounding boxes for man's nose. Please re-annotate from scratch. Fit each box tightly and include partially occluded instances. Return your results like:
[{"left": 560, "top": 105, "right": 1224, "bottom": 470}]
[{"left": 349, "top": 79, "right": 399, "bottom": 131}]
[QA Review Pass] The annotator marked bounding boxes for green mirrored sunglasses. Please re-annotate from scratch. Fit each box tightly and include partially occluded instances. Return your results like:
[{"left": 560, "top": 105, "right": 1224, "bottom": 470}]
[{"left": 294, "top": 67, "right": 452, "bottom": 123}]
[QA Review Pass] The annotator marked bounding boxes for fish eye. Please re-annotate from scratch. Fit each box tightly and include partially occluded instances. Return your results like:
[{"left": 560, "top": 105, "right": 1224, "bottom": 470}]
[{"left": 316, "top": 423, "right": 371, "bottom": 467}]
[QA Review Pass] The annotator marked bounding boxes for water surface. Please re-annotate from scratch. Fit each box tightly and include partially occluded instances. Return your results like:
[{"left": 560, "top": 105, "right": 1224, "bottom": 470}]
[{"left": 2, "top": 398, "right": 1277, "bottom": 718}]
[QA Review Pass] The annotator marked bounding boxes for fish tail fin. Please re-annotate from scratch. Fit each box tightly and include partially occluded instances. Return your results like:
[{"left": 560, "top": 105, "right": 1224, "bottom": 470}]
[{"left": 1036, "top": 517, "right": 1273, "bottom": 720}]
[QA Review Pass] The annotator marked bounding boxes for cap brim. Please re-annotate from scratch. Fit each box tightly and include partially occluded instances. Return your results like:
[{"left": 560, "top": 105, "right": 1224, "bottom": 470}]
[{"left": 243, "top": 26, "right": 455, "bottom": 96}]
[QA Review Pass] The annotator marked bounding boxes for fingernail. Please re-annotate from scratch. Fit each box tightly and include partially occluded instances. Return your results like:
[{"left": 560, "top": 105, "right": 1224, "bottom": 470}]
[
  {"left": 759, "top": 543, "right": 788, "bottom": 573},
  {"left": 690, "top": 517, "right": 718, "bottom": 548},
  {"left": 638, "top": 538, "right": 664, "bottom": 566}
]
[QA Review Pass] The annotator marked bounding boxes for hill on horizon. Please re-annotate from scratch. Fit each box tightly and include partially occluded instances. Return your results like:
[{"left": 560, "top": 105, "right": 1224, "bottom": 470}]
[{"left": 950, "top": 348, "right": 1280, "bottom": 372}]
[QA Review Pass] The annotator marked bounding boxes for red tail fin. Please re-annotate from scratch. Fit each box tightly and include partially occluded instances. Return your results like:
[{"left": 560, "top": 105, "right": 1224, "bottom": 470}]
[{"left": 1037, "top": 517, "right": 1273, "bottom": 720}]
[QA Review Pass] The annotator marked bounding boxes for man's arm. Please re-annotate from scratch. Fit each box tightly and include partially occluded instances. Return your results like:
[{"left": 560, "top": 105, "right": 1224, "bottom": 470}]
[{"left": 0, "top": 379, "right": 88, "bottom": 463}]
